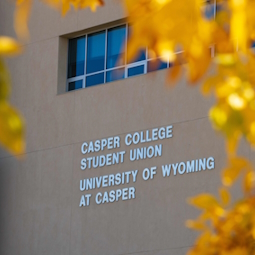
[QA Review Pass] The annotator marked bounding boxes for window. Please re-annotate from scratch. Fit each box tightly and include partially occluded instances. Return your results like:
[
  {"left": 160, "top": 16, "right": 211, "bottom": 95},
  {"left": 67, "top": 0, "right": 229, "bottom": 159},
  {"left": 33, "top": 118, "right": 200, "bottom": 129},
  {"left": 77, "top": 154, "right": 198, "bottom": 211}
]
[
  {"left": 66, "top": 24, "right": 173, "bottom": 91},
  {"left": 66, "top": 0, "right": 218, "bottom": 91}
]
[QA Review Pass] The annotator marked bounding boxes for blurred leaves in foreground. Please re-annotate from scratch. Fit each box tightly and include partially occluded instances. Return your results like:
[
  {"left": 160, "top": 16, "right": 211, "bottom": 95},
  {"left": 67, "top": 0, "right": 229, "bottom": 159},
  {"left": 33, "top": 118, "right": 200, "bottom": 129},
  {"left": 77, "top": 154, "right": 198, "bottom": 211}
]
[
  {"left": 0, "top": 0, "right": 104, "bottom": 155},
  {"left": 187, "top": 156, "right": 255, "bottom": 255},
  {"left": 123, "top": 0, "right": 255, "bottom": 155},
  {"left": 0, "top": 37, "right": 25, "bottom": 155},
  {"left": 4, "top": 0, "right": 255, "bottom": 252},
  {"left": 122, "top": 0, "right": 255, "bottom": 254}
]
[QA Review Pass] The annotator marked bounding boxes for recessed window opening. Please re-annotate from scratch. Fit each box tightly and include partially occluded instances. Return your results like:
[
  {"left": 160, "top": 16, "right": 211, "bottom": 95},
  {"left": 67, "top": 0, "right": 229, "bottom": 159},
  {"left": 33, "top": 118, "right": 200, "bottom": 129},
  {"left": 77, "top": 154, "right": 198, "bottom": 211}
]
[
  {"left": 66, "top": 0, "right": 218, "bottom": 91},
  {"left": 66, "top": 23, "right": 177, "bottom": 91},
  {"left": 66, "top": 2, "right": 216, "bottom": 92}
]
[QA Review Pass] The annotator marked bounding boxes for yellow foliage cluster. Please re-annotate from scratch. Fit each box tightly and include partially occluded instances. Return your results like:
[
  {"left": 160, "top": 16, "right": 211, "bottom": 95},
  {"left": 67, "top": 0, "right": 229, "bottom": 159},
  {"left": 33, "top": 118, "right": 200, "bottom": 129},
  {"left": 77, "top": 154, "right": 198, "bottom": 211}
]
[
  {"left": 0, "top": 0, "right": 104, "bottom": 155},
  {"left": 204, "top": 53, "right": 255, "bottom": 154},
  {"left": 187, "top": 157, "right": 255, "bottom": 255},
  {"left": 2, "top": 0, "right": 255, "bottom": 253},
  {"left": 122, "top": 0, "right": 255, "bottom": 253},
  {"left": 0, "top": 37, "right": 25, "bottom": 155},
  {"left": 123, "top": 0, "right": 255, "bottom": 155},
  {"left": 123, "top": 0, "right": 213, "bottom": 82}
]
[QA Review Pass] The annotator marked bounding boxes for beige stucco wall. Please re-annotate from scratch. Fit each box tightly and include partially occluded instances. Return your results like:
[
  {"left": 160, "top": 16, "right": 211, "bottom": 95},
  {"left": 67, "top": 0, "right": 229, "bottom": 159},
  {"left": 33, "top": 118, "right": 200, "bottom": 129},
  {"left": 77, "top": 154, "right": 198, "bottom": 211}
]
[{"left": 0, "top": 1, "right": 253, "bottom": 255}]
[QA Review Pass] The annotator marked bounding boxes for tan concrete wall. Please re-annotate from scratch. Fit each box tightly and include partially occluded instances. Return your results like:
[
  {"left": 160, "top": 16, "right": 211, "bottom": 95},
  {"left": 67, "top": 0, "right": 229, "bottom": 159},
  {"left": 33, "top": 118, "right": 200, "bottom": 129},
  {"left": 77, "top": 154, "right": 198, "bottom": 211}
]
[{"left": 0, "top": 1, "right": 252, "bottom": 255}]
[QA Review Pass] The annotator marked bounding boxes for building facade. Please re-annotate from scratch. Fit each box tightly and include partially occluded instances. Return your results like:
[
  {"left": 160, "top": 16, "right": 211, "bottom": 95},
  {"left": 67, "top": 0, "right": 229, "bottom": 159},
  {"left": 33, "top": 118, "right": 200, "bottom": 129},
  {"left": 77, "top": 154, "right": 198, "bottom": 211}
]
[{"left": 0, "top": 1, "right": 252, "bottom": 255}]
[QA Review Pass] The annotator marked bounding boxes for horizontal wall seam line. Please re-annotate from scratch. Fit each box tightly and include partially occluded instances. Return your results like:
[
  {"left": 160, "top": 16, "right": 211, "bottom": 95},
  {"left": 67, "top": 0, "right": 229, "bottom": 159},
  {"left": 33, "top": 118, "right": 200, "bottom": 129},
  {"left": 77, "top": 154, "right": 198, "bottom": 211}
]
[{"left": 0, "top": 115, "right": 209, "bottom": 161}]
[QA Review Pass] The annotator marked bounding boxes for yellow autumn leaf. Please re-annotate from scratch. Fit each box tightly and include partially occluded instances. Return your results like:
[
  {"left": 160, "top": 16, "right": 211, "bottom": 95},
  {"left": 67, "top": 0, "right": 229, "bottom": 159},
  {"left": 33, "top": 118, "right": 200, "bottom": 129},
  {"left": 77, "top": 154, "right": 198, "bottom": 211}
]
[
  {"left": 222, "top": 166, "right": 238, "bottom": 187},
  {"left": 243, "top": 171, "right": 255, "bottom": 192},
  {"left": 227, "top": 93, "right": 246, "bottom": 110},
  {"left": 243, "top": 86, "right": 254, "bottom": 101},
  {"left": 202, "top": 76, "right": 221, "bottom": 96},
  {"left": 0, "top": 45, "right": 25, "bottom": 156},
  {"left": 231, "top": 156, "right": 251, "bottom": 169},
  {"left": 230, "top": 0, "right": 247, "bottom": 52},
  {"left": 79, "top": 0, "right": 104, "bottom": 12},
  {"left": 219, "top": 187, "right": 230, "bottom": 206},
  {"left": 186, "top": 219, "right": 206, "bottom": 230},
  {"left": 188, "top": 193, "right": 219, "bottom": 210},
  {"left": 193, "top": 231, "right": 212, "bottom": 248},
  {"left": 0, "top": 102, "right": 25, "bottom": 155},
  {"left": 209, "top": 105, "right": 228, "bottom": 128},
  {"left": 61, "top": 0, "right": 71, "bottom": 15},
  {"left": 156, "top": 40, "right": 175, "bottom": 62},
  {"left": 226, "top": 134, "right": 240, "bottom": 155},
  {"left": 187, "top": 47, "right": 211, "bottom": 83},
  {"left": 14, "top": 0, "right": 32, "bottom": 40},
  {"left": 215, "top": 77, "right": 242, "bottom": 99},
  {"left": 0, "top": 37, "right": 22, "bottom": 56},
  {"left": 222, "top": 157, "right": 250, "bottom": 186},
  {"left": 214, "top": 54, "right": 236, "bottom": 66},
  {"left": 0, "top": 58, "right": 11, "bottom": 100}
]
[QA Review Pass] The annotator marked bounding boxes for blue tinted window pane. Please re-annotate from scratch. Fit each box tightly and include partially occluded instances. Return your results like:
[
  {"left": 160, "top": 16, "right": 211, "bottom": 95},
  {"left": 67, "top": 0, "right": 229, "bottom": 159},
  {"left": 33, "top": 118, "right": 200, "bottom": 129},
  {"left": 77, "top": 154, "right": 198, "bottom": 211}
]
[
  {"left": 128, "top": 65, "right": 144, "bottom": 77},
  {"left": 129, "top": 50, "right": 146, "bottom": 63},
  {"left": 68, "top": 37, "right": 85, "bottom": 78},
  {"left": 68, "top": 80, "right": 83, "bottom": 91},
  {"left": 127, "top": 26, "right": 146, "bottom": 63},
  {"left": 106, "top": 68, "right": 125, "bottom": 82},
  {"left": 86, "top": 72, "right": 104, "bottom": 87},
  {"left": 87, "top": 31, "right": 106, "bottom": 74},
  {"left": 107, "top": 26, "right": 126, "bottom": 69},
  {"left": 147, "top": 59, "right": 167, "bottom": 72}
]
